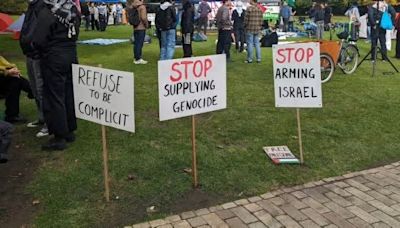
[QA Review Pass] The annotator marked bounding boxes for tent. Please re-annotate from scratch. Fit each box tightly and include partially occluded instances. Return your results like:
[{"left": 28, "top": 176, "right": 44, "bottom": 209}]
[{"left": 0, "top": 13, "right": 13, "bottom": 32}]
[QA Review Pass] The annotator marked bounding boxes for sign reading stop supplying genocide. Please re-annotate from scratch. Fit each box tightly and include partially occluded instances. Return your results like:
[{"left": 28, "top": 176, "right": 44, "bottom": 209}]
[
  {"left": 272, "top": 42, "right": 322, "bottom": 108},
  {"left": 72, "top": 64, "right": 135, "bottom": 132},
  {"left": 158, "top": 54, "right": 227, "bottom": 121}
]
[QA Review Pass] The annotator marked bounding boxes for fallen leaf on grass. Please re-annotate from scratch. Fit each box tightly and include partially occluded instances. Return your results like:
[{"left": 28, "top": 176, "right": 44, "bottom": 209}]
[
  {"left": 146, "top": 206, "right": 158, "bottom": 213},
  {"left": 183, "top": 168, "right": 192, "bottom": 174},
  {"left": 32, "top": 200, "right": 40, "bottom": 206}
]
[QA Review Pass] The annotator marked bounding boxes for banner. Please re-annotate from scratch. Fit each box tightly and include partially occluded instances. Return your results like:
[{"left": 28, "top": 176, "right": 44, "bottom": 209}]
[
  {"left": 158, "top": 54, "right": 227, "bottom": 121},
  {"left": 72, "top": 64, "right": 135, "bottom": 132},
  {"left": 272, "top": 42, "right": 322, "bottom": 108}
]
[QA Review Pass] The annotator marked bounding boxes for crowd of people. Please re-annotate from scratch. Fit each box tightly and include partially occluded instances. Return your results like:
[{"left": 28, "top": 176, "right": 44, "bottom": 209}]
[{"left": 80, "top": 2, "right": 125, "bottom": 31}]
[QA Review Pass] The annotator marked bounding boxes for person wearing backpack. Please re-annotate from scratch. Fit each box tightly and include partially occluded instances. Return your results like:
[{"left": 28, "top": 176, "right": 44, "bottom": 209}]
[
  {"left": 156, "top": 0, "right": 177, "bottom": 60},
  {"left": 368, "top": 0, "right": 396, "bottom": 61},
  {"left": 181, "top": 0, "right": 194, "bottom": 58},
  {"left": 130, "top": 0, "right": 149, "bottom": 64}
]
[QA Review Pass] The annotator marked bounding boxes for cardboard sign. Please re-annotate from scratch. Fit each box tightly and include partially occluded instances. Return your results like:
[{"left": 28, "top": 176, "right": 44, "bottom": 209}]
[
  {"left": 72, "top": 64, "right": 135, "bottom": 132},
  {"left": 263, "top": 146, "right": 300, "bottom": 164},
  {"left": 272, "top": 42, "right": 322, "bottom": 108},
  {"left": 158, "top": 54, "right": 227, "bottom": 121}
]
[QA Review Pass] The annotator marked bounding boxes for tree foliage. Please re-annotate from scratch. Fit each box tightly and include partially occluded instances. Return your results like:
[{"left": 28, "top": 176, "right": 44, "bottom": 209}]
[{"left": 0, "top": 0, "right": 28, "bottom": 14}]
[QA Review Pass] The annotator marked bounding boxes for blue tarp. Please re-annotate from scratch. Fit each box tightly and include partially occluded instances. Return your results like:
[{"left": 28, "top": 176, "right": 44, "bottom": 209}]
[{"left": 7, "top": 14, "right": 24, "bottom": 32}]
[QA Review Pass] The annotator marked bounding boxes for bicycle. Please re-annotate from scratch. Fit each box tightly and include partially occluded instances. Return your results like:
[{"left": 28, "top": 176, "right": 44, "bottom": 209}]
[{"left": 319, "top": 31, "right": 360, "bottom": 83}]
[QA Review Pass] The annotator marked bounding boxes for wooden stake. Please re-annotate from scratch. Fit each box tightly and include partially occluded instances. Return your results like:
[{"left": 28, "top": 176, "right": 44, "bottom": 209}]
[
  {"left": 296, "top": 109, "right": 304, "bottom": 164},
  {"left": 101, "top": 125, "right": 111, "bottom": 202},
  {"left": 191, "top": 115, "right": 198, "bottom": 188}
]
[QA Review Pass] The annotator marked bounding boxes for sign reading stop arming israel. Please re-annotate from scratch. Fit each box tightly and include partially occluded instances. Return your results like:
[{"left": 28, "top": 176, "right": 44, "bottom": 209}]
[
  {"left": 158, "top": 54, "right": 227, "bottom": 121},
  {"left": 72, "top": 64, "right": 135, "bottom": 132},
  {"left": 272, "top": 42, "right": 322, "bottom": 108}
]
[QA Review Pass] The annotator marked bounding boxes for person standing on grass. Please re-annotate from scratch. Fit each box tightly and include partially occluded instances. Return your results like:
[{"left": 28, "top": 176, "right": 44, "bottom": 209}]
[
  {"left": 312, "top": 3, "right": 325, "bottom": 40},
  {"left": 98, "top": 2, "right": 108, "bottom": 31},
  {"left": 131, "top": 0, "right": 149, "bottom": 64},
  {"left": 81, "top": 2, "right": 91, "bottom": 31},
  {"left": 215, "top": 0, "right": 233, "bottom": 62},
  {"left": 232, "top": 1, "right": 245, "bottom": 53},
  {"left": 156, "top": 0, "right": 177, "bottom": 60},
  {"left": 244, "top": 0, "right": 263, "bottom": 63},
  {"left": 33, "top": 0, "right": 80, "bottom": 151},
  {"left": 197, "top": 0, "right": 211, "bottom": 35},
  {"left": 324, "top": 3, "right": 332, "bottom": 29},
  {"left": 181, "top": 0, "right": 194, "bottom": 58},
  {"left": 0, "top": 120, "right": 13, "bottom": 164},
  {"left": 280, "top": 1, "right": 291, "bottom": 32},
  {"left": 20, "top": 0, "right": 49, "bottom": 138}
]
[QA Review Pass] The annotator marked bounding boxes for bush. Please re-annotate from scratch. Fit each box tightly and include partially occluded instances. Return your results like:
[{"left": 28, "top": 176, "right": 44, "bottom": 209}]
[{"left": 0, "top": 0, "right": 27, "bottom": 15}]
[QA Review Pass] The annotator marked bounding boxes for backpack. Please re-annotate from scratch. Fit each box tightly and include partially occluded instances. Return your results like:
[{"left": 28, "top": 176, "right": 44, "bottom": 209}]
[
  {"left": 20, "top": 0, "right": 43, "bottom": 57},
  {"left": 128, "top": 6, "right": 141, "bottom": 26}
]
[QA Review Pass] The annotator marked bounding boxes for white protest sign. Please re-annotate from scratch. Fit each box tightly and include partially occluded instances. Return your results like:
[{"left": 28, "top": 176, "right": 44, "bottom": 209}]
[
  {"left": 272, "top": 42, "right": 322, "bottom": 108},
  {"left": 158, "top": 54, "right": 227, "bottom": 121},
  {"left": 72, "top": 64, "right": 135, "bottom": 132}
]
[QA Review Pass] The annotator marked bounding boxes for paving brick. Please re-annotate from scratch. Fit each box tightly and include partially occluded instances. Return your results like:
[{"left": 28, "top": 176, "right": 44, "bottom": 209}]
[
  {"left": 279, "top": 204, "right": 308, "bottom": 221},
  {"left": 181, "top": 211, "right": 196, "bottom": 220},
  {"left": 388, "top": 194, "right": 400, "bottom": 203},
  {"left": 390, "top": 203, "right": 400, "bottom": 213},
  {"left": 357, "top": 202, "right": 378, "bottom": 213},
  {"left": 248, "top": 222, "right": 267, "bottom": 228},
  {"left": 270, "top": 197, "right": 286, "bottom": 206},
  {"left": 347, "top": 217, "right": 373, "bottom": 228},
  {"left": 260, "top": 192, "right": 275, "bottom": 199},
  {"left": 253, "top": 210, "right": 282, "bottom": 228},
  {"left": 275, "top": 215, "right": 302, "bottom": 228},
  {"left": 195, "top": 208, "right": 210, "bottom": 216},
  {"left": 371, "top": 210, "right": 400, "bottom": 227},
  {"left": 346, "top": 206, "right": 380, "bottom": 223},
  {"left": 335, "top": 181, "right": 350, "bottom": 188},
  {"left": 323, "top": 202, "right": 354, "bottom": 219},
  {"left": 364, "top": 175, "right": 391, "bottom": 187},
  {"left": 353, "top": 176, "right": 369, "bottom": 184},
  {"left": 323, "top": 212, "right": 357, "bottom": 228},
  {"left": 299, "top": 220, "right": 320, "bottom": 228},
  {"left": 248, "top": 196, "right": 262, "bottom": 203},
  {"left": 209, "top": 206, "right": 223, "bottom": 212},
  {"left": 133, "top": 222, "right": 150, "bottom": 228},
  {"left": 345, "top": 179, "right": 371, "bottom": 192},
  {"left": 324, "top": 184, "right": 352, "bottom": 197},
  {"left": 325, "top": 225, "right": 338, "bottom": 228},
  {"left": 215, "top": 209, "right": 235, "bottom": 220},
  {"left": 385, "top": 185, "right": 400, "bottom": 195},
  {"left": 366, "top": 190, "right": 397, "bottom": 206},
  {"left": 149, "top": 219, "right": 167, "bottom": 227},
  {"left": 196, "top": 225, "right": 210, "bottom": 228},
  {"left": 270, "top": 190, "right": 284, "bottom": 196},
  {"left": 225, "top": 217, "right": 247, "bottom": 228},
  {"left": 368, "top": 200, "right": 400, "bottom": 216},
  {"left": 158, "top": 225, "right": 173, "bottom": 228},
  {"left": 282, "top": 187, "right": 294, "bottom": 193},
  {"left": 244, "top": 203, "right": 263, "bottom": 213},
  {"left": 230, "top": 206, "right": 258, "bottom": 224},
  {"left": 187, "top": 216, "right": 207, "bottom": 227},
  {"left": 165, "top": 215, "right": 181, "bottom": 223},
  {"left": 300, "top": 207, "right": 330, "bottom": 226},
  {"left": 291, "top": 191, "right": 308, "bottom": 199},
  {"left": 346, "top": 195, "right": 366, "bottom": 206},
  {"left": 234, "top": 199, "right": 249, "bottom": 206},
  {"left": 303, "top": 188, "right": 330, "bottom": 203},
  {"left": 372, "top": 222, "right": 391, "bottom": 228},
  {"left": 303, "top": 182, "right": 316, "bottom": 188},
  {"left": 257, "top": 200, "right": 285, "bottom": 216},
  {"left": 202, "top": 213, "right": 226, "bottom": 227},
  {"left": 172, "top": 220, "right": 191, "bottom": 228},
  {"left": 280, "top": 193, "right": 308, "bottom": 209},
  {"left": 301, "top": 197, "right": 330, "bottom": 214},
  {"left": 221, "top": 202, "right": 236, "bottom": 209},
  {"left": 345, "top": 187, "right": 375, "bottom": 201},
  {"left": 324, "top": 192, "right": 352, "bottom": 207},
  {"left": 365, "top": 183, "right": 392, "bottom": 195}
]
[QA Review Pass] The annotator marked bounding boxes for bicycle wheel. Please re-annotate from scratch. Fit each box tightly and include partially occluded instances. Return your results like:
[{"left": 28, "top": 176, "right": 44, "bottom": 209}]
[
  {"left": 320, "top": 53, "right": 335, "bottom": 83},
  {"left": 339, "top": 44, "right": 359, "bottom": 75}
]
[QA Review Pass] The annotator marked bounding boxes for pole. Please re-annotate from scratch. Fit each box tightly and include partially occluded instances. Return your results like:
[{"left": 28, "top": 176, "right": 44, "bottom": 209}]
[
  {"left": 191, "top": 115, "right": 198, "bottom": 188},
  {"left": 102, "top": 125, "right": 111, "bottom": 202},
  {"left": 296, "top": 109, "right": 304, "bottom": 164}
]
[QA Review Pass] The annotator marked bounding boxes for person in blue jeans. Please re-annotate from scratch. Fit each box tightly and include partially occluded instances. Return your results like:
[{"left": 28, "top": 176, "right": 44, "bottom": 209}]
[
  {"left": 156, "top": 0, "right": 177, "bottom": 60},
  {"left": 244, "top": 0, "right": 263, "bottom": 63},
  {"left": 131, "top": 0, "right": 149, "bottom": 64}
]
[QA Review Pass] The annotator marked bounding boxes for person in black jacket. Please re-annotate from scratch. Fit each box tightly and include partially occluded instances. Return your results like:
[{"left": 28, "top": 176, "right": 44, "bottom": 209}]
[
  {"left": 232, "top": 1, "right": 245, "bottom": 53},
  {"left": 81, "top": 2, "right": 91, "bottom": 31},
  {"left": 181, "top": 0, "right": 195, "bottom": 57},
  {"left": 156, "top": 0, "right": 177, "bottom": 60},
  {"left": 32, "top": 0, "right": 80, "bottom": 151},
  {"left": 368, "top": 0, "right": 396, "bottom": 61},
  {"left": 312, "top": 3, "right": 325, "bottom": 40}
]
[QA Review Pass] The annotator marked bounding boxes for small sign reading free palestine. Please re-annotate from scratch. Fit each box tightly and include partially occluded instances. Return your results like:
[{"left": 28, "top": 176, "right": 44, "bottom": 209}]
[
  {"left": 272, "top": 42, "right": 322, "bottom": 108},
  {"left": 263, "top": 146, "right": 300, "bottom": 164},
  {"left": 72, "top": 64, "right": 135, "bottom": 133}
]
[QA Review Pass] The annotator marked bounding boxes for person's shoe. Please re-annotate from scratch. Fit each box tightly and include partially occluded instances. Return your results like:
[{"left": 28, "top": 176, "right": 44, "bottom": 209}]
[
  {"left": 27, "top": 120, "right": 44, "bottom": 128},
  {"left": 134, "top": 59, "right": 148, "bottom": 65},
  {"left": 257, "top": 60, "right": 261, "bottom": 63},
  {"left": 5, "top": 116, "right": 26, "bottom": 124},
  {"left": 41, "top": 137, "right": 67, "bottom": 151},
  {"left": 244, "top": 60, "right": 253, "bottom": 63},
  {"left": 65, "top": 132, "right": 76, "bottom": 143},
  {"left": 36, "top": 127, "right": 49, "bottom": 138}
]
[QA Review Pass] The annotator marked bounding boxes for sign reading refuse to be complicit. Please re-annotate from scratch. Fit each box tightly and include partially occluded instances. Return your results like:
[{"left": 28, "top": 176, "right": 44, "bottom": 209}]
[
  {"left": 272, "top": 42, "right": 322, "bottom": 108},
  {"left": 158, "top": 54, "right": 227, "bottom": 121},
  {"left": 72, "top": 64, "right": 135, "bottom": 132}
]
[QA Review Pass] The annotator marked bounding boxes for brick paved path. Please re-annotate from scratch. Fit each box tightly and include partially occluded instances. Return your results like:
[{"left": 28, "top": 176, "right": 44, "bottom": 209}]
[{"left": 128, "top": 162, "right": 400, "bottom": 228}]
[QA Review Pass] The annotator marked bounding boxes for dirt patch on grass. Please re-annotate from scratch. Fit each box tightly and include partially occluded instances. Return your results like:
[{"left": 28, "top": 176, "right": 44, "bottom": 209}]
[{"left": 0, "top": 129, "right": 42, "bottom": 227}]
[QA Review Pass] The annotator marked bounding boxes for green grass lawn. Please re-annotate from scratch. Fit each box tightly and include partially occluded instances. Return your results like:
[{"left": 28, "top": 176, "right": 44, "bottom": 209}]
[{"left": 1, "top": 23, "right": 400, "bottom": 227}]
